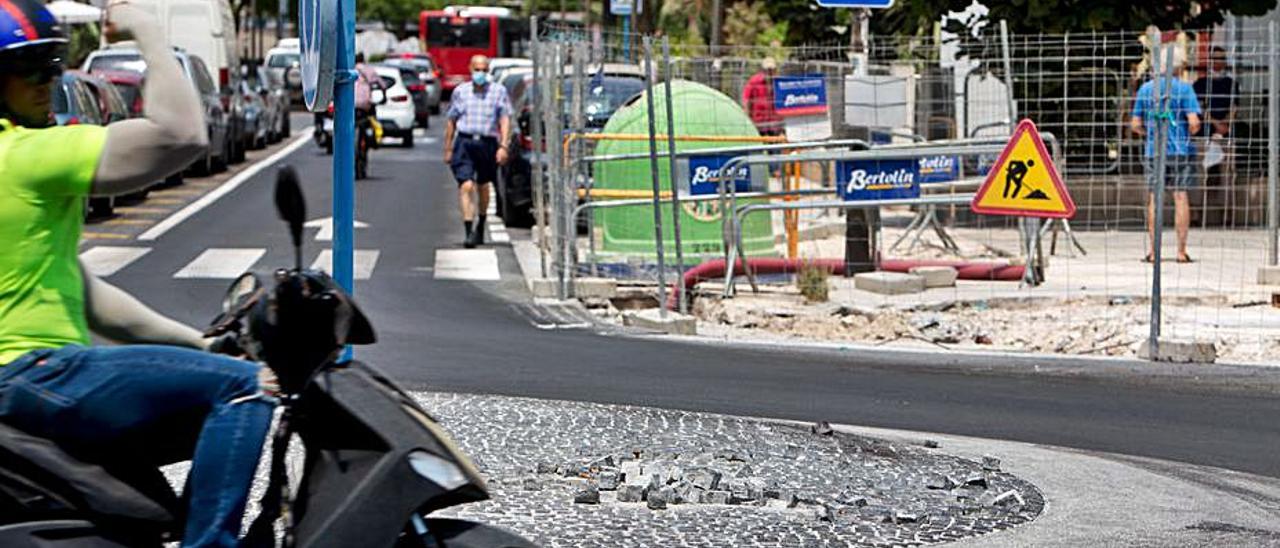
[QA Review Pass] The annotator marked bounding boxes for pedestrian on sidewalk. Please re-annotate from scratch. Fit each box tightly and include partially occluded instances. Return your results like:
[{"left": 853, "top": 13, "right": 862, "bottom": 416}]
[
  {"left": 1130, "top": 56, "right": 1202, "bottom": 264},
  {"left": 1193, "top": 46, "right": 1238, "bottom": 226},
  {"left": 741, "top": 57, "right": 782, "bottom": 137},
  {"left": 444, "top": 55, "right": 512, "bottom": 248}
]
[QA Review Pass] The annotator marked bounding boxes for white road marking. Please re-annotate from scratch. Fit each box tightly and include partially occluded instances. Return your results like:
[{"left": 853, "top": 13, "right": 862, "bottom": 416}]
[
  {"left": 174, "top": 248, "right": 265, "bottom": 279},
  {"left": 310, "top": 249, "right": 380, "bottom": 280},
  {"left": 490, "top": 231, "right": 510, "bottom": 243},
  {"left": 79, "top": 246, "right": 151, "bottom": 277},
  {"left": 304, "top": 217, "right": 370, "bottom": 241},
  {"left": 139, "top": 132, "right": 312, "bottom": 241},
  {"left": 433, "top": 249, "right": 500, "bottom": 280}
]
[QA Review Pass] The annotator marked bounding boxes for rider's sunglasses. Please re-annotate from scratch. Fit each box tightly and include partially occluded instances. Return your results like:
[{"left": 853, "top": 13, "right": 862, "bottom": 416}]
[{"left": 15, "top": 63, "right": 63, "bottom": 85}]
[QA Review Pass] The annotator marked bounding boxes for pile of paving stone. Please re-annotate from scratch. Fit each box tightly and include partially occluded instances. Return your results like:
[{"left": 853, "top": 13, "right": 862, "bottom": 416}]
[{"left": 419, "top": 393, "right": 1044, "bottom": 547}]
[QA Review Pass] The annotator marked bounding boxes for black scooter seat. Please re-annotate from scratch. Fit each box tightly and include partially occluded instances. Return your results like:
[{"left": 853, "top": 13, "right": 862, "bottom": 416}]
[{"left": 0, "top": 422, "right": 179, "bottom": 531}]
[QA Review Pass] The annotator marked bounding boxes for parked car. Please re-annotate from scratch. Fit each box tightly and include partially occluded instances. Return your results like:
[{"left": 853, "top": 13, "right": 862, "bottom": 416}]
[
  {"left": 371, "top": 65, "right": 417, "bottom": 148},
  {"left": 92, "top": 69, "right": 145, "bottom": 118},
  {"left": 379, "top": 63, "right": 429, "bottom": 129},
  {"left": 71, "top": 71, "right": 129, "bottom": 124},
  {"left": 384, "top": 53, "right": 442, "bottom": 114},
  {"left": 84, "top": 47, "right": 231, "bottom": 175},
  {"left": 266, "top": 38, "right": 302, "bottom": 105},
  {"left": 129, "top": 0, "right": 246, "bottom": 163},
  {"left": 246, "top": 64, "right": 290, "bottom": 142},
  {"left": 92, "top": 68, "right": 187, "bottom": 189},
  {"left": 488, "top": 57, "right": 532, "bottom": 83},
  {"left": 53, "top": 73, "right": 113, "bottom": 217},
  {"left": 238, "top": 77, "right": 270, "bottom": 149},
  {"left": 495, "top": 73, "right": 647, "bottom": 228}
]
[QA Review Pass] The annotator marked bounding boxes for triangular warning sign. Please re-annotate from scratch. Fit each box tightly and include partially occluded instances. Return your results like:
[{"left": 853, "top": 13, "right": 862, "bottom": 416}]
[{"left": 971, "top": 120, "right": 1076, "bottom": 219}]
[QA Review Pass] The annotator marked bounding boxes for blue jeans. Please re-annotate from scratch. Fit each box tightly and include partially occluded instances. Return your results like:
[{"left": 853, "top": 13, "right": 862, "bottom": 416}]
[{"left": 0, "top": 344, "right": 275, "bottom": 548}]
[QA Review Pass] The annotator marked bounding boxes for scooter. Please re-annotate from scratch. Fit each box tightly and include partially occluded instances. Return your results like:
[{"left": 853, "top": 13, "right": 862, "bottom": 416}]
[
  {"left": 314, "top": 106, "right": 334, "bottom": 155},
  {"left": 0, "top": 167, "right": 538, "bottom": 548}
]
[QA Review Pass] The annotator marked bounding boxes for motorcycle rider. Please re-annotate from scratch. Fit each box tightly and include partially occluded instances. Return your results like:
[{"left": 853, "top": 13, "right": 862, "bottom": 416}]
[{"left": 0, "top": 1, "right": 275, "bottom": 546}]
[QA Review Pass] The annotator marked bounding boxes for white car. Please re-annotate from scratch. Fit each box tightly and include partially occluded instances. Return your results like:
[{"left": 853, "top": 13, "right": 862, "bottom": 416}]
[{"left": 372, "top": 65, "right": 416, "bottom": 148}]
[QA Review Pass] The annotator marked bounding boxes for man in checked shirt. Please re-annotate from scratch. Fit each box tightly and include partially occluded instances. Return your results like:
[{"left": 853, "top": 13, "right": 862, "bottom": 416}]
[{"left": 444, "top": 55, "right": 513, "bottom": 248}]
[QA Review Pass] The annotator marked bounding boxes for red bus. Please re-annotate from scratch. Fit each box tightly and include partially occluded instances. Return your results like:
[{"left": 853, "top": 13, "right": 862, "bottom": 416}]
[{"left": 419, "top": 6, "right": 528, "bottom": 95}]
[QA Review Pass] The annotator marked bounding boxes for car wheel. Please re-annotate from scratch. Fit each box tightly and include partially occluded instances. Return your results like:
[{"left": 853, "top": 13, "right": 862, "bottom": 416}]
[
  {"left": 212, "top": 137, "right": 229, "bottom": 172},
  {"left": 164, "top": 171, "right": 184, "bottom": 187},
  {"left": 88, "top": 196, "right": 115, "bottom": 218},
  {"left": 430, "top": 104, "right": 440, "bottom": 115},
  {"left": 403, "top": 133, "right": 414, "bottom": 148},
  {"left": 282, "top": 114, "right": 291, "bottom": 138},
  {"left": 234, "top": 136, "right": 248, "bottom": 162}
]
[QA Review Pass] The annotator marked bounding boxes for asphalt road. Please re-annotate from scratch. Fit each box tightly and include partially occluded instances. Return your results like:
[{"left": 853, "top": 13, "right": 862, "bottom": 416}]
[{"left": 100, "top": 116, "right": 1280, "bottom": 479}]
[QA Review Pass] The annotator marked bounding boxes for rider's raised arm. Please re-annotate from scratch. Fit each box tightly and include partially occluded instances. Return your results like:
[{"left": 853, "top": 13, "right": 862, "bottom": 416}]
[
  {"left": 80, "top": 260, "right": 207, "bottom": 349},
  {"left": 92, "top": 0, "right": 207, "bottom": 196}
]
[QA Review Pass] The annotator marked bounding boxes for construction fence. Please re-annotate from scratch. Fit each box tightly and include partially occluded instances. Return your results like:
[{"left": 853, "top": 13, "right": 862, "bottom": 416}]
[{"left": 521, "top": 19, "right": 1280, "bottom": 364}]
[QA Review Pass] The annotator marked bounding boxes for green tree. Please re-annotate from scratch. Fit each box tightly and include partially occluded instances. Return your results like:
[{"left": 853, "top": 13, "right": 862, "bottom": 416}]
[{"left": 759, "top": 0, "right": 852, "bottom": 46}]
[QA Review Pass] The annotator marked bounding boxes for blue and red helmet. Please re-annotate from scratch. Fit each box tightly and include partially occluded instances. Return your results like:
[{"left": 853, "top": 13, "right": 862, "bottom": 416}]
[{"left": 0, "top": 0, "right": 67, "bottom": 69}]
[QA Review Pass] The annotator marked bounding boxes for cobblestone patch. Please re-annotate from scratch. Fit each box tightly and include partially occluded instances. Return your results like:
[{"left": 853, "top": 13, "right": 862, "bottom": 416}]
[{"left": 421, "top": 393, "right": 1043, "bottom": 547}]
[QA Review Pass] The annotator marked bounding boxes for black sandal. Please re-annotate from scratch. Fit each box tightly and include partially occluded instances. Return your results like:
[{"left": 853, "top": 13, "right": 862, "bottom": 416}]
[
  {"left": 1177, "top": 255, "right": 1195, "bottom": 264},
  {"left": 1142, "top": 254, "right": 1154, "bottom": 263}
]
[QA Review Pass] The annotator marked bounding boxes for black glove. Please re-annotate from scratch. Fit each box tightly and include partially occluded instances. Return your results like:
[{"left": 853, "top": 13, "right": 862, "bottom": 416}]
[{"left": 207, "top": 332, "right": 247, "bottom": 357}]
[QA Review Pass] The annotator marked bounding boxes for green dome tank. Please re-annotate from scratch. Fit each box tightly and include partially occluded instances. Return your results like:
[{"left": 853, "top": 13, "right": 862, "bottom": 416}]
[{"left": 593, "top": 80, "right": 776, "bottom": 262}]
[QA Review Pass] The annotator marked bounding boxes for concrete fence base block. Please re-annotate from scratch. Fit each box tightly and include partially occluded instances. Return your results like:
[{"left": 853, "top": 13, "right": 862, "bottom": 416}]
[
  {"left": 854, "top": 272, "right": 927, "bottom": 295},
  {"left": 908, "top": 266, "right": 959, "bottom": 288},
  {"left": 1139, "top": 338, "right": 1218, "bottom": 363},
  {"left": 1258, "top": 265, "right": 1280, "bottom": 286},
  {"left": 623, "top": 308, "right": 697, "bottom": 336},
  {"left": 574, "top": 277, "right": 618, "bottom": 299},
  {"left": 529, "top": 278, "right": 559, "bottom": 298}
]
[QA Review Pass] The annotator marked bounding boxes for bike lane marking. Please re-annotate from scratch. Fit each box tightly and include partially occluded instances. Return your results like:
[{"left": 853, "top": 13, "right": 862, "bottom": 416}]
[
  {"left": 79, "top": 246, "right": 152, "bottom": 277},
  {"left": 433, "top": 249, "right": 500, "bottom": 280},
  {"left": 139, "top": 132, "right": 312, "bottom": 241},
  {"left": 310, "top": 249, "right": 381, "bottom": 280}
]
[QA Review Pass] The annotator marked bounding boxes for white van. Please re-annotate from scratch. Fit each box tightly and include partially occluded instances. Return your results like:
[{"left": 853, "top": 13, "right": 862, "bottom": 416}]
[{"left": 130, "top": 0, "right": 239, "bottom": 92}]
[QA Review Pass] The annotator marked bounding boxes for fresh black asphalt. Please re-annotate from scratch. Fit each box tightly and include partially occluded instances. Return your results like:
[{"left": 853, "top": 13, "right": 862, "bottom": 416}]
[{"left": 108, "top": 117, "right": 1280, "bottom": 479}]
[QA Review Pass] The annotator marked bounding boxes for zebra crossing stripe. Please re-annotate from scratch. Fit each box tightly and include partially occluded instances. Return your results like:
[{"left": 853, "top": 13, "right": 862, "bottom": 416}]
[
  {"left": 310, "top": 249, "right": 381, "bottom": 280},
  {"left": 174, "top": 248, "right": 265, "bottom": 279},
  {"left": 434, "top": 249, "right": 500, "bottom": 280},
  {"left": 80, "top": 246, "right": 151, "bottom": 277}
]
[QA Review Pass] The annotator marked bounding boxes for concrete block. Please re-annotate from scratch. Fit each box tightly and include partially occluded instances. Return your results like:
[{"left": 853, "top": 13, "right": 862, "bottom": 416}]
[
  {"left": 529, "top": 278, "right": 558, "bottom": 298},
  {"left": 623, "top": 308, "right": 697, "bottom": 336},
  {"left": 1139, "top": 338, "right": 1217, "bottom": 363},
  {"left": 908, "top": 266, "right": 958, "bottom": 288},
  {"left": 1258, "top": 265, "right": 1280, "bottom": 286},
  {"left": 573, "top": 277, "right": 618, "bottom": 299},
  {"left": 854, "top": 272, "right": 926, "bottom": 295}
]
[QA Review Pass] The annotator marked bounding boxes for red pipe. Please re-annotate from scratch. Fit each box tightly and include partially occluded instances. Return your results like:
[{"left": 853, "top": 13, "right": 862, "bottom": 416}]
[{"left": 667, "top": 257, "right": 1025, "bottom": 310}]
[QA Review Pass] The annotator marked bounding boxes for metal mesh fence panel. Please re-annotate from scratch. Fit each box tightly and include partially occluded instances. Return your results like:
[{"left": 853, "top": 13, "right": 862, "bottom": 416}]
[{"left": 529, "top": 20, "right": 1279, "bottom": 363}]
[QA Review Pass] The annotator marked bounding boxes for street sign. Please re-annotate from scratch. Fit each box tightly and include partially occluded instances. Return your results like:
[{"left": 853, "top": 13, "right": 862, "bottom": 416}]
[
  {"left": 773, "top": 75, "right": 828, "bottom": 117},
  {"left": 298, "top": 0, "right": 337, "bottom": 111},
  {"left": 816, "top": 0, "right": 895, "bottom": 7},
  {"left": 971, "top": 119, "right": 1076, "bottom": 219},
  {"left": 676, "top": 154, "right": 761, "bottom": 196},
  {"left": 836, "top": 158, "right": 921, "bottom": 201},
  {"left": 611, "top": 0, "right": 633, "bottom": 16}
]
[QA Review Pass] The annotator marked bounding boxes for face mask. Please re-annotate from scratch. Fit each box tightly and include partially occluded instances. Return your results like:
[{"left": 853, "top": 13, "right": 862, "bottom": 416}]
[{"left": 472, "top": 71, "right": 489, "bottom": 86}]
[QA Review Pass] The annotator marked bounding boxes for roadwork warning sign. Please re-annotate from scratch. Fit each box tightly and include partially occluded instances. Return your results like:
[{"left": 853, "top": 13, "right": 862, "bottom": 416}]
[{"left": 971, "top": 119, "right": 1076, "bottom": 219}]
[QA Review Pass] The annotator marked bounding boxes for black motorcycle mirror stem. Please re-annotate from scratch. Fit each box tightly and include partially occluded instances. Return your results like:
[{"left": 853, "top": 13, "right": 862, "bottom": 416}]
[{"left": 275, "top": 166, "right": 306, "bottom": 270}]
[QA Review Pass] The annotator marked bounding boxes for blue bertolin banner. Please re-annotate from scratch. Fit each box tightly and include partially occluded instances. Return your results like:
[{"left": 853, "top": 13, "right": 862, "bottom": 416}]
[
  {"left": 916, "top": 155, "right": 959, "bottom": 183},
  {"left": 773, "top": 75, "right": 828, "bottom": 117},
  {"left": 837, "top": 159, "right": 922, "bottom": 201},
  {"left": 685, "top": 154, "right": 754, "bottom": 196}
]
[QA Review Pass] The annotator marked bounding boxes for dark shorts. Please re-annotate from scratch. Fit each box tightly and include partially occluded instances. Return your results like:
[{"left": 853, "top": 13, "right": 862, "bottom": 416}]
[
  {"left": 451, "top": 135, "right": 498, "bottom": 186},
  {"left": 1142, "top": 155, "right": 1196, "bottom": 191}
]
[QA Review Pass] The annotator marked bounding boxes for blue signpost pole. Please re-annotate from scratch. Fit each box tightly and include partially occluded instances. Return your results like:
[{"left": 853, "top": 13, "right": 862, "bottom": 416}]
[{"left": 333, "top": 0, "right": 356, "bottom": 359}]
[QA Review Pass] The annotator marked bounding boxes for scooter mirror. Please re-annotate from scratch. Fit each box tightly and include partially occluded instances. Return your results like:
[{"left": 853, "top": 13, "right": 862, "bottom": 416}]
[{"left": 275, "top": 166, "right": 306, "bottom": 269}]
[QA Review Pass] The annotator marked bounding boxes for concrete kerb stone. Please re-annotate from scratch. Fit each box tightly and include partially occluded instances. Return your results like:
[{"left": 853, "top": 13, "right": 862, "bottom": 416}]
[
  {"left": 908, "top": 266, "right": 959, "bottom": 288},
  {"left": 854, "top": 272, "right": 927, "bottom": 295},
  {"left": 1257, "top": 265, "right": 1280, "bottom": 285},
  {"left": 623, "top": 308, "right": 697, "bottom": 336},
  {"left": 1139, "top": 338, "right": 1218, "bottom": 363},
  {"left": 574, "top": 277, "right": 618, "bottom": 299}
]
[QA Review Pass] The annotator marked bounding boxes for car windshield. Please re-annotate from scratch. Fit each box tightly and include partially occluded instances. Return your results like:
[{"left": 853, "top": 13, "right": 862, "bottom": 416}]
[
  {"left": 268, "top": 52, "right": 299, "bottom": 68},
  {"left": 560, "top": 76, "right": 646, "bottom": 125},
  {"left": 426, "top": 17, "right": 491, "bottom": 48},
  {"left": 88, "top": 53, "right": 147, "bottom": 74},
  {"left": 399, "top": 69, "right": 421, "bottom": 86}
]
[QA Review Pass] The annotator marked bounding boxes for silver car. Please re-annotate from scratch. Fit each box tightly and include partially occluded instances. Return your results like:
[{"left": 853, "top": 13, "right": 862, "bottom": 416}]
[{"left": 382, "top": 54, "right": 442, "bottom": 115}]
